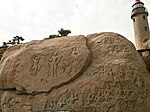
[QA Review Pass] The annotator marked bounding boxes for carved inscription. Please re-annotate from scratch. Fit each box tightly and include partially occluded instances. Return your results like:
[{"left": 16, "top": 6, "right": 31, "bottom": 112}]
[
  {"left": 21, "top": 43, "right": 89, "bottom": 93},
  {"left": 45, "top": 63, "right": 149, "bottom": 112},
  {"left": 34, "top": 47, "right": 85, "bottom": 78},
  {"left": 30, "top": 51, "right": 62, "bottom": 78},
  {"left": 1, "top": 95, "right": 32, "bottom": 112},
  {"left": 92, "top": 36, "right": 131, "bottom": 62},
  {"left": 29, "top": 47, "right": 85, "bottom": 81}
]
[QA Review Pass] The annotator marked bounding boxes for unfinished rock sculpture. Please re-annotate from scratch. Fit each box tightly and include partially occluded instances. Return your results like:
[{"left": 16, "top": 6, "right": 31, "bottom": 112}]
[{"left": 0, "top": 32, "right": 150, "bottom": 112}]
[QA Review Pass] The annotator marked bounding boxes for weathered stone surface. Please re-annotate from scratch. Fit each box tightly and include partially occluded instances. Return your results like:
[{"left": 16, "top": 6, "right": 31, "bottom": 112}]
[
  {"left": 140, "top": 37, "right": 150, "bottom": 71},
  {"left": 142, "top": 36, "right": 150, "bottom": 49},
  {"left": 0, "top": 32, "right": 150, "bottom": 112},
  {"left": 0, "top": 36, "right": 90, "bottom": 94},
  {"left": 138, "top": 50, "right": 150, "bottom": 71}
]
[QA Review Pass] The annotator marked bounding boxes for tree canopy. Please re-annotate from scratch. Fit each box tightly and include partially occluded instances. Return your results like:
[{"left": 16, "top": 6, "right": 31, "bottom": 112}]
[
  {"left": 0, "top": 36, "right": 25, "bottom": 60},
  {"left": 46, "top": 28, "right": 71, "bottom": 39},
  {"left": 7, "top": 36, "right": 24, "bottom": 45},
  {"left": 58, "top": 28, "right": 71, "bottom": 37}
]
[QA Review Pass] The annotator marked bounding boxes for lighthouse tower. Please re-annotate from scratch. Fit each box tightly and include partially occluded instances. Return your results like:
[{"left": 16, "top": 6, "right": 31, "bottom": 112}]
[{"left": 131, "top": 0, "right": 150, "bottom": 50}]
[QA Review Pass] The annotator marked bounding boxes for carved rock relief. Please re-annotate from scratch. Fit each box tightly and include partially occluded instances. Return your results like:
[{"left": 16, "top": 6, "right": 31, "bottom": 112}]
[
  {"left": 44, "top": 62, "right": 149, "bottom": 112},
  {"left": 0, "top": 33, "right": 150, "bottom": 112},
  {"left": 42, "top": 33, "right": 150, "bottom": 112},
  {"left": 1, "top": 92, "right": 31, "bottom": 112},
  {"left": 0, "top": 91, "right": 48, "bottom": 112},
  {"left": 0, "top": 36, "right": 90, "bottom": 94},
  {"left": 87, "top": 33, "right": 145, "bottom": 69}
]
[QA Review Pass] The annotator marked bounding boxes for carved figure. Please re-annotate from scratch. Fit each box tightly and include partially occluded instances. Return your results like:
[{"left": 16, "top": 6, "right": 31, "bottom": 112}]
[
  {"left": 48, "top": 51, "right": 62, "bottom": 78},
  {"left": 30, "top": 55, "right": 40, "bottom": 76}
]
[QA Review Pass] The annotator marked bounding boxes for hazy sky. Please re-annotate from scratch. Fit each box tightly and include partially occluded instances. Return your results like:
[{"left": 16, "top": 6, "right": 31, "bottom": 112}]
[{"left": 0, "top": 0, "right": 150, "bottom": 46}]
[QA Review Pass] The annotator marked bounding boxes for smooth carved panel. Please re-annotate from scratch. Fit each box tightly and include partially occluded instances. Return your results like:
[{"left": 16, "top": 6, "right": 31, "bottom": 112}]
[{"left": 0, "top": 36, "right": 90, "bottom": 94}]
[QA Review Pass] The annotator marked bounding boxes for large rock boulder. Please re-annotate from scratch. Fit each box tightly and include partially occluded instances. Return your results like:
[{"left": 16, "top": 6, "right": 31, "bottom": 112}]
[
  {"left": 0, "top": 36, "right": 90, "bottom": 94},
  {"left": 0, "top": 32, "right": 150, "bottom": 112}
]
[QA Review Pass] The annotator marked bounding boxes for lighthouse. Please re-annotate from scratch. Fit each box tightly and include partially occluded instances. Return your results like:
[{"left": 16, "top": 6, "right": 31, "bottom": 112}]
[{"left": 131, "top": 0, "right": 150, "bottom": 50}]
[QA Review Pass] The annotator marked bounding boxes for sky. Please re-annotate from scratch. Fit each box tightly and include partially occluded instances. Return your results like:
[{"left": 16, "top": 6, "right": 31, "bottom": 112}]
[{"left": 0, "top": 0, "right": 150, "bottom": 46}]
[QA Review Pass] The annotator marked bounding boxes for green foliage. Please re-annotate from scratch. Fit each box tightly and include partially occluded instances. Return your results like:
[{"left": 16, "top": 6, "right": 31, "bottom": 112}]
[
  {"left": 49, "top": 34, "right": 60, "bottom": 39},
  {"left": 46, "top": 28, "right": 71, "bottom": 39},
  {"left": 0, "top": 35, "right": 25, "bottom": 60},
  {"left": 2, "top": 42, "right": 8, "bottom": 47},
  {"left": 7, "top": 36, "right": 24, "bottom": 45},
  {"left": 58, "top": 28, "right": 71, "bottom": 37}
]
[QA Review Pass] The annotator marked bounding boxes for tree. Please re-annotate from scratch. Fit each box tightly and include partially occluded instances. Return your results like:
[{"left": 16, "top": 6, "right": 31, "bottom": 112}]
[
  {"left": 48, "top": 34, "right": 60, "bottom": 39},
  {"left": 58, "top": 28, "right": 71, "bottom": 36},
  {"left": 13, "top": 36, "right": 25, "bottom": 44},
  {"left": 0, "top": 36, "right": 25, "bottom": 60},
  {"left": 6, "top": 36, "right": 24, "bottom": 45},
  {"left": 46, "top": 28, "right": 71, "bottom": 39},
  {"left": 7, "top": 40, "right": 15, "bottom": 45},
  {"left": 2, "top": 42, "right": 8, "bottom": 47}
]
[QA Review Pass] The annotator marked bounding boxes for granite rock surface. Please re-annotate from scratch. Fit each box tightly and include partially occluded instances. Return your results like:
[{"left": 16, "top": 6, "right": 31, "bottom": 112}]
[{"left": 0, "top": 32, "right": 150, "bottom": 112}]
